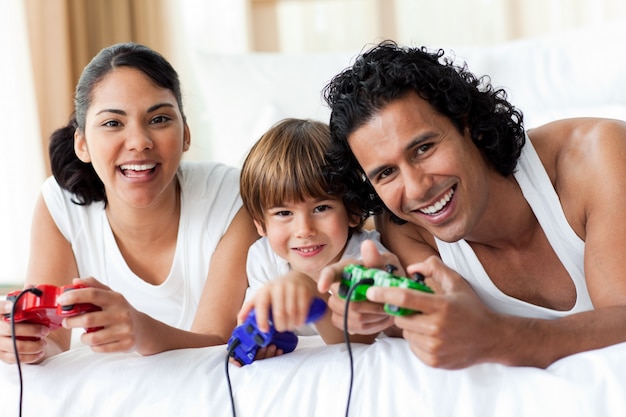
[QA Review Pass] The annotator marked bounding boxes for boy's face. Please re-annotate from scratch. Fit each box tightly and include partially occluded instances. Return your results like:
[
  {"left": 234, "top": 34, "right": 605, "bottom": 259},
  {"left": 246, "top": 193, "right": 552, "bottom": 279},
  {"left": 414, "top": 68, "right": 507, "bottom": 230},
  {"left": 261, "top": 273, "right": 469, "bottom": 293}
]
[{"left": 256, "top": 196, "right": 360, "bottom": 279}]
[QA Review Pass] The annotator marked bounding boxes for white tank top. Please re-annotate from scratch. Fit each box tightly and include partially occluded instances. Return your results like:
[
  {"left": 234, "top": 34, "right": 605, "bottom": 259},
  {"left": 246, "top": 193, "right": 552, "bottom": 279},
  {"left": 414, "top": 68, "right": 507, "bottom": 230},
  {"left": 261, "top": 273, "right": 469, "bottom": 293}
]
[
  {"left": 42, "top": 161, "right": 242, "bottom": 330},
  {"left": 435, "top": 137, "right": 593, "bottom": 319}
]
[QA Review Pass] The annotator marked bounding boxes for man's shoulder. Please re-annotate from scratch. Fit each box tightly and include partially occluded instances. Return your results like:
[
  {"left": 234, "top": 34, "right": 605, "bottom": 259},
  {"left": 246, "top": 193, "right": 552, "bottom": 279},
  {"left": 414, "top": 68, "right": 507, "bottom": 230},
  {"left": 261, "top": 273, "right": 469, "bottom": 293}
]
[
  {"left": 529, "top": 118, "right": 626, "bottom": 159},
  {"left": 527, "top": 118, "right": 626, "bottom": 181},
  {"left": 530, "top": 118, "right": 626, "bottom": 238}
]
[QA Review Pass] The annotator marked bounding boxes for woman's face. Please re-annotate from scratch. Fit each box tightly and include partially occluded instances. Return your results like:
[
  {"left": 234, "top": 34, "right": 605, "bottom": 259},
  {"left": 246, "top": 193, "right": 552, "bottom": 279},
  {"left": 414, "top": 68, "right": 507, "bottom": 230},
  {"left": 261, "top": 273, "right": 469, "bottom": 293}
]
[{"left": 74, "top": 67, "right": 190, "bottom": 210}]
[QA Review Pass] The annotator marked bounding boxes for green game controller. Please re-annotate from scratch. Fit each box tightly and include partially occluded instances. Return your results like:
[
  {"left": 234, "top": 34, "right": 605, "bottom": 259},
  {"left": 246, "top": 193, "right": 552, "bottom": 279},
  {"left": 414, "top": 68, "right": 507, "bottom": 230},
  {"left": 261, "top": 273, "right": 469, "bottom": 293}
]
[{"left": 338, "top": 264, "right": 434, "bottom": 315}]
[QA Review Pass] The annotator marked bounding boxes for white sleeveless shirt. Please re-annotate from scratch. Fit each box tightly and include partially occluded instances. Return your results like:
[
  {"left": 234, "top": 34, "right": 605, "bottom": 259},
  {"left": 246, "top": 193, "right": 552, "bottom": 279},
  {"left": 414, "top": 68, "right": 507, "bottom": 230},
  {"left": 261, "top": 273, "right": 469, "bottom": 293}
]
[
  {"left": 435, "top": 137, "right": 593, "bottom": 319},
  {"left": 42, "top": 161, "right": 242, "bottom": 330}
]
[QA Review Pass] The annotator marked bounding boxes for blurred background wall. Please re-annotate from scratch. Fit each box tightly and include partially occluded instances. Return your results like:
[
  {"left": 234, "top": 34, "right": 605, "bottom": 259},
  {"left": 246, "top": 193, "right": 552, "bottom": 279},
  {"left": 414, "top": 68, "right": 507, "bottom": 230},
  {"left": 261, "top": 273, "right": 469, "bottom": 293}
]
[{"left": 2, "top": 0, "right": 625, "bottom": 287}]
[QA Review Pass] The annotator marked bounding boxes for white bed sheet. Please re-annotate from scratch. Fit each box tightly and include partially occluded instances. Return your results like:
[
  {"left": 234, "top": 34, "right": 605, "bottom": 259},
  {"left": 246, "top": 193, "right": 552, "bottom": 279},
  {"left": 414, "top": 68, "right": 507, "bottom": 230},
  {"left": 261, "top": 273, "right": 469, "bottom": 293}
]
[{"left": 1, "top": 336, "right": 625, "bottom": 417}]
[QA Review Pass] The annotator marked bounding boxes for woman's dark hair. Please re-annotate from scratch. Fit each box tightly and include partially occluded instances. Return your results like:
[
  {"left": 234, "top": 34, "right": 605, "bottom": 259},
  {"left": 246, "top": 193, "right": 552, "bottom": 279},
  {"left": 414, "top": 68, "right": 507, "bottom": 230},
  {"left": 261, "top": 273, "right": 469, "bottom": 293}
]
[
  {"left": 49, "top": 42, "right": 185, "bottom": 205},
  {"left": 322, "top": 40, "right": 525, "bottom": 221}
]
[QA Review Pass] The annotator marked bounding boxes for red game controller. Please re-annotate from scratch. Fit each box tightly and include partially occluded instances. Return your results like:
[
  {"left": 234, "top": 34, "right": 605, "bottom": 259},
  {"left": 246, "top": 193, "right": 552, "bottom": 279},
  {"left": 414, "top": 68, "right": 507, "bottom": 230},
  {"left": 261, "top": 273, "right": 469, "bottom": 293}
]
[{"left": 3, "top": 284, "right": 101, "bottom": 334}]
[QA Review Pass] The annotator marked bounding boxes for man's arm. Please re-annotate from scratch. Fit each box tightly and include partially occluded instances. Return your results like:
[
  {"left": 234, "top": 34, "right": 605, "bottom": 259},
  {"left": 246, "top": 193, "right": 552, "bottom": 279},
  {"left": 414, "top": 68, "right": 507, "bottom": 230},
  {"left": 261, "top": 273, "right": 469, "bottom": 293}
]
[
  {"left": 364, "top": 118, "right": 626, "bottom": 369},
  {"left": 366, "top": 255, "right": 626, "bottom": 369}
]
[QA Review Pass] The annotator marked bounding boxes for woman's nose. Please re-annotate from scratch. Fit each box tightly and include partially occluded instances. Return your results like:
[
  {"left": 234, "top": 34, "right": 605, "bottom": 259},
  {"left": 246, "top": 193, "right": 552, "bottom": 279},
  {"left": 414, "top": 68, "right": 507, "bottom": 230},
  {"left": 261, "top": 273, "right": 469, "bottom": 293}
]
[{"left": 125, "top": 124, "right": 153, "bottom": 151}]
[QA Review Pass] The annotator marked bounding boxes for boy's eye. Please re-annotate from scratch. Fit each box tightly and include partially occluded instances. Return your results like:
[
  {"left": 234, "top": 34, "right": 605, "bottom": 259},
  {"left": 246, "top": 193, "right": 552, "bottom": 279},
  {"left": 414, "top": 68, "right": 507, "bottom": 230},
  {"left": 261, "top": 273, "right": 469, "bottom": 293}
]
[
  {"left": 274, "top": 210, "right": 291, "bottom": 217},
  {"left": 313, "top": 205, "right": 332, "bottom": 213}
]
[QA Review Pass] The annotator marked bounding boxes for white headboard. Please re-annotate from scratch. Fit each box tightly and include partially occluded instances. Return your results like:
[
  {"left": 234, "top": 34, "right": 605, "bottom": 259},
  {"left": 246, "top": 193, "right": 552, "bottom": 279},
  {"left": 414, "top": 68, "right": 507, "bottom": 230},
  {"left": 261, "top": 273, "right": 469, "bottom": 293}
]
[{"left": 188, "top": 22, "right": 626, "bottom": 167}]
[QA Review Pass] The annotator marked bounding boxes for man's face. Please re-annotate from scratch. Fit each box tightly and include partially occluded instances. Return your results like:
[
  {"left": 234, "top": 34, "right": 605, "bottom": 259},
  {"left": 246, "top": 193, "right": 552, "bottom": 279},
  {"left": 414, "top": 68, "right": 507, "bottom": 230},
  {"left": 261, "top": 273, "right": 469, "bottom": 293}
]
[{"left": 347, "top": 91, "right": 493, "bottom": 242}]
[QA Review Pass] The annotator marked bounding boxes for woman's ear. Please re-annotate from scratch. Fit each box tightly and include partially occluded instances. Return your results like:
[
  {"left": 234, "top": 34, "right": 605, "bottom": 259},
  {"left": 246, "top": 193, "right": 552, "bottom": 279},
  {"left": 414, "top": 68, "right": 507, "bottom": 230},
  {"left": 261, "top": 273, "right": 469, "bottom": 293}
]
[
  {"left": 74, "top": 130, "right": 91, "bottom": 163},
  {"left": 183, "top": 124, "right": 191, "bottom": 152}
]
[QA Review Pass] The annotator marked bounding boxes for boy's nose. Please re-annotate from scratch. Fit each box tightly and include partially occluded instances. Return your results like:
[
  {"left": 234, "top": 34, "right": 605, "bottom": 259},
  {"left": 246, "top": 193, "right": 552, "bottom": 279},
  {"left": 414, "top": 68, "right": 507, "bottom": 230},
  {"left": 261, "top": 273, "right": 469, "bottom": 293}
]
[{"left": 295, "top": 216, "right": 316, "bottom": 238}]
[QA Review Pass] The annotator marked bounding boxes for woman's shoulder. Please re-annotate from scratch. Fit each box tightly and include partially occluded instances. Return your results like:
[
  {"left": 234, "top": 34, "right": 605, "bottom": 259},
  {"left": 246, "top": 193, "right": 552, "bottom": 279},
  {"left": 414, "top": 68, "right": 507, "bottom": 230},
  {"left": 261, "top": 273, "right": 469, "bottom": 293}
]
[
  {"left": 178, "top": 160, "right": 239, "bottom": 178},
  {"left": 178, "top": 161, "right": 243, "bottom": 220},
  {"left": 41, "top": 175, "right": 102, "bottom": 212},
  {"left": 178, "top": 161, "right": 240, "bottom": 192}
]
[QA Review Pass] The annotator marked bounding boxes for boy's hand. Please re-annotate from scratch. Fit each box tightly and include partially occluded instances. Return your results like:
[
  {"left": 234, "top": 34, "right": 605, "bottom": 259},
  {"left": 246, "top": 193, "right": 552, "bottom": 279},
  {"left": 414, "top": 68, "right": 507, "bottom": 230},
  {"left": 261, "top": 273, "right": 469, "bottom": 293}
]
[
  {"left": 317, "top": 239, "right": 400, "bottom": 335},
  {"left": 228, "top": 344, "right": 286, "bottom": 367},
  {"left": 238, "top": 271, "right": 318, "bottom": 333}
]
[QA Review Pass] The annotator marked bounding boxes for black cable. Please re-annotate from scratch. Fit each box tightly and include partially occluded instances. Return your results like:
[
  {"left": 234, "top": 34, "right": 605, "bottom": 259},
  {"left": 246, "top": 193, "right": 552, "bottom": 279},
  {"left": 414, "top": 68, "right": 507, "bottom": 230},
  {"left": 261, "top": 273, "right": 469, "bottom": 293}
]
[
  {"left": 342, "top": 278, "right": 374, "bottom": 417},
  {"left": 225, "top": 339, "right": 241, "bottom": 417},
  {"left": 224, "top": 279, "right": 372, "bottom": 417},
  {"left": 9, "top": 287, "right": 43, "bottom": 417}
]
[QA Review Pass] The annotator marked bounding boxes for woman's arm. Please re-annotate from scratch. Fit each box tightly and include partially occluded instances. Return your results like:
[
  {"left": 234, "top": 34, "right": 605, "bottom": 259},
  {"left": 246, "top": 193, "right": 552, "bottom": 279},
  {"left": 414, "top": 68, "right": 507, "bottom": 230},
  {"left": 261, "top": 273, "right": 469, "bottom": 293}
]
[
  {"left": 189, "top": 207, "right": 260, "bottom": 343},
  {"left": 52, "top": 206, "right": 259, "bottom": 357},
  {"left": 0, "top": 195, "right": 77, "bottom": 364},
  {"left": 64, "top": 206, "right": 259, "bottom": 356}
]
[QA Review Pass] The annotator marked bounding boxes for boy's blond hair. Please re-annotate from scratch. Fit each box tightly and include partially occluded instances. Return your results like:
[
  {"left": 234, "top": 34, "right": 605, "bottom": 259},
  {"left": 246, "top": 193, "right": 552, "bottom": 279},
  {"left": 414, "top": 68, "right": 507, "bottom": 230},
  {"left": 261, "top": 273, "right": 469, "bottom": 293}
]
[{"left": 240, "top": 118, "right": 362, "bottom": 232}]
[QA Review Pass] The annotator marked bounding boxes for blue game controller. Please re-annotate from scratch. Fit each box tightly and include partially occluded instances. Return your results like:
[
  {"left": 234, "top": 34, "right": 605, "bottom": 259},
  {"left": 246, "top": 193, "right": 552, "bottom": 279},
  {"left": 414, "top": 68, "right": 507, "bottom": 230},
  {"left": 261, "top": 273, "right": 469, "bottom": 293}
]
[{"left": 227, "top": 297, "right": 327, "bottom": 366}]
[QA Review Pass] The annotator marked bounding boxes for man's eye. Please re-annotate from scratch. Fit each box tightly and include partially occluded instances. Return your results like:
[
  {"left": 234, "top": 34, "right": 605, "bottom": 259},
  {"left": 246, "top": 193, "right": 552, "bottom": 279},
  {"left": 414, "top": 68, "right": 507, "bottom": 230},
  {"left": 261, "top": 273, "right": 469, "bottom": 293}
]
[
  {"left": 416, "top": 143, "right": 432, "bottom": 155},
  {"left": 379, "top": 167, "right": 394, "bottom": 180}
]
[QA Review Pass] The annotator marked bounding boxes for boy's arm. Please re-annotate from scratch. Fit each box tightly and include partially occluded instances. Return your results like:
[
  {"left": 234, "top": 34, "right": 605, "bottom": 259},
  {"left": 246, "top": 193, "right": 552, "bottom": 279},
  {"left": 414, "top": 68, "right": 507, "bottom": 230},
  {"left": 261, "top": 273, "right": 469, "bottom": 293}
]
[{"left": 312, "top": 292, "right": 378, "bottom": 345}]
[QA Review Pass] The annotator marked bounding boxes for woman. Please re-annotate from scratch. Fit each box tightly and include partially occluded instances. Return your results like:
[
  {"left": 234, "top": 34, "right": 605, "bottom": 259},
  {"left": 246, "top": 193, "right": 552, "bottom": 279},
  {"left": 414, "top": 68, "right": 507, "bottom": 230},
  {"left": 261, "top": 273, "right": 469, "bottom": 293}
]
[{"left": 0, "top": 42, "right": 259, "bottom": 364}]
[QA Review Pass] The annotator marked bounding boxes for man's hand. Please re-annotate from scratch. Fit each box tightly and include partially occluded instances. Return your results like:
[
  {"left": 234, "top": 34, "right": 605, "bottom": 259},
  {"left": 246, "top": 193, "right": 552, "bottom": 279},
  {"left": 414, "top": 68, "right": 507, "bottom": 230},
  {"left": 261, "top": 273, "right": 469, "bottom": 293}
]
[{"left": 366, "top": 256, "right": 502, "bottom": 369}]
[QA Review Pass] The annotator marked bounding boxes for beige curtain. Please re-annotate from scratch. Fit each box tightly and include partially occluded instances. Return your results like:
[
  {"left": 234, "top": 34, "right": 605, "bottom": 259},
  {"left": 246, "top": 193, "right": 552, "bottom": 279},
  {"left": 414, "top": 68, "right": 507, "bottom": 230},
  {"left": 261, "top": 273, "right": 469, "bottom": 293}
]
[{"left": 24, "top": 0, "right": 172, "bottom": 174}]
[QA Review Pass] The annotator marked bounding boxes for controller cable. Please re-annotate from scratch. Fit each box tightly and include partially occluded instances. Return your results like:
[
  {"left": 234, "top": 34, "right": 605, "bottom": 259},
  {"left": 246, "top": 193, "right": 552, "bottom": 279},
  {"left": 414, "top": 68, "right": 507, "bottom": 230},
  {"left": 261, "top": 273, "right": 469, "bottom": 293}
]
[
  {"left": 342, "top": 278, "right": 375, "bottom": 417},
  {"left": 225, "top": 339, "right": 241, "bottom": 417},
  {"left": 223, "top": 280, "right": 374, "bottom": 417},
  {"left": 8, "top": 287, "right": 43, "bottom": 417}
]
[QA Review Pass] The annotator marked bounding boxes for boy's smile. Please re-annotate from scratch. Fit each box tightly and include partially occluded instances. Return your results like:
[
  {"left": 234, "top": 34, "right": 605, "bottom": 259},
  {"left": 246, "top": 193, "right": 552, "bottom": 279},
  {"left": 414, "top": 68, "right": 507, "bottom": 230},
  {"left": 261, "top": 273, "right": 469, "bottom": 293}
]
[{"left": 256, "top": 196, "right": 359, "bottom": 279}]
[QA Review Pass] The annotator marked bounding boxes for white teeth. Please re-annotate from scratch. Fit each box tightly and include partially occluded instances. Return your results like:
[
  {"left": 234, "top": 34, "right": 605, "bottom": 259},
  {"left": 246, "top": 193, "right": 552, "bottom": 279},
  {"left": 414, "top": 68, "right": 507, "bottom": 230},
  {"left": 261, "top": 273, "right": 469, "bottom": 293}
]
[
  {"left": 298, "top": 246, "right": 320, "bottom": 253},
  {"left": 120, "top": 163, "right": 156, "bottom": 171},
  {"left": 419, "top": 188, "right": 454, "bottom": 215}
]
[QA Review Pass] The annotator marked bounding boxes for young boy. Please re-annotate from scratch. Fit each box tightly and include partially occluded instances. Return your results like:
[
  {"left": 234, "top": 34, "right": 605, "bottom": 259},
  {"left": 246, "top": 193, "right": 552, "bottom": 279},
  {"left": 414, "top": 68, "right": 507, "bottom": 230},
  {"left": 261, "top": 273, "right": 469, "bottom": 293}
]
[{"left": 238, "top": 118, "right": 389, "bottom": 359}]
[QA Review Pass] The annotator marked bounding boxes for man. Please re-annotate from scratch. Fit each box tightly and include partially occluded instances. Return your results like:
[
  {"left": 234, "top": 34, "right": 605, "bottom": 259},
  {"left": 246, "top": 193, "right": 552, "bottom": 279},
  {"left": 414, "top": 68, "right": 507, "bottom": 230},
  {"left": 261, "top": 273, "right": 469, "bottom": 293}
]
[{"left": 318, "top": 40, "right": 626, "bottom": 369}]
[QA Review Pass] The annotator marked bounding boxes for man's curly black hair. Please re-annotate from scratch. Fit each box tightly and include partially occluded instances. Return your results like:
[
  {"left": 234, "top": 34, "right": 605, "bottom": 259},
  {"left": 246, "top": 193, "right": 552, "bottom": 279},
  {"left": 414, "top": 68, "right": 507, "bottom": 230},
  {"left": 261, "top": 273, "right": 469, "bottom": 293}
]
[{"left": 322, "top": 40, "right": 525, "bottom": 222}]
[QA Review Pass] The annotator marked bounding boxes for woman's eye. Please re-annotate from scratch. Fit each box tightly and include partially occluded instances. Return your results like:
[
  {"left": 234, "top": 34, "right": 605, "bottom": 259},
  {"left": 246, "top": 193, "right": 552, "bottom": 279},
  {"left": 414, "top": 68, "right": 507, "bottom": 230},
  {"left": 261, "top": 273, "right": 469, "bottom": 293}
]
[
  {"left": 151, "top": 115, "right": 171, "bottom": 124},
  {"left": 103, "top": 120, "right": 121, "bottom": 127}
]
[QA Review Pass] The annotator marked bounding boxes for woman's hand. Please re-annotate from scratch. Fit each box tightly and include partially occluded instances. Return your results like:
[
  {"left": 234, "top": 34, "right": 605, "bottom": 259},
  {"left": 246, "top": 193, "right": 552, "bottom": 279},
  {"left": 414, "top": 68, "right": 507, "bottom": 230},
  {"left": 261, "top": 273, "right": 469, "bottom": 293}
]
[
  {"left": 58, "top": 277, "right": 148, "bottom": 354},
  {"left": 0, "top": 299, "right": 50, "bottom": 364}
]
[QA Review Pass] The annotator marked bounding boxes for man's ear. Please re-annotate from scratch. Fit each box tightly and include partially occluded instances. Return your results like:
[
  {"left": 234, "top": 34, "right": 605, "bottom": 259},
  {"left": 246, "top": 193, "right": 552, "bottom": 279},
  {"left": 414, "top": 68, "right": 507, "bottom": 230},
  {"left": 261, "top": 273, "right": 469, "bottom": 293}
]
[
  {"left": 253, "top": 219, "right": 267, "bottom": 237},
  {"left": 74, "top": 129, "right": 91, "bottom": 163},
  {"left": 183, "top": 124, "right": 191, "bottom": 152}
]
